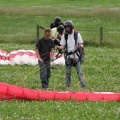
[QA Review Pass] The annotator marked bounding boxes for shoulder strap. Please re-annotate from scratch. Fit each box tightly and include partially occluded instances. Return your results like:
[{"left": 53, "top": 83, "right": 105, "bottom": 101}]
[
  {"left": 64, "top": 32, "right": 78, "bottom": 48},
  {"left": 64, "top": 33, "right": 68, "bottom": 41},
  {"left": 64, "top": 33, "right": 68, "bottom": 48},
  {"left": 74, "top": 32, "right": 78, "bottom": 45}
]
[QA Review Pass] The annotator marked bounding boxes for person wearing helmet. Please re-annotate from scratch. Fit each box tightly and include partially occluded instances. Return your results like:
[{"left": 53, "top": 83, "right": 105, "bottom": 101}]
[
  {"left": 57, "top": 20, "right": 86, "bottom": 89},
  {"left": 57, "top": 25, "right": 64, "bottom": 38},
  {"left": 50, "top": 16, "right": 64, "bottom": 29},
  {"left": 51, "top": 25, "right": 64, "bottom": 46}
]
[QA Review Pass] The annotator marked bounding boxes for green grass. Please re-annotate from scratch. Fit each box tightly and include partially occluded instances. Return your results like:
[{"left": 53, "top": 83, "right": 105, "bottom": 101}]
[
  {"left": 0, "top": 0, "right": 120, "bottom": 120},
  {"left": 0, "top": 0, "right": 120, "bottom": 8},
  {"left": 0, "top": 43, "right": 120, "bottom": 92},
  {"left": 0, "top": 43, "right": 120, "bottom": 119},
  {"left": 0, "top": 101, "right": 119, "bottom": 120},
  {"left": 0, "top": 0, "right": 120, "bottom": 46}
]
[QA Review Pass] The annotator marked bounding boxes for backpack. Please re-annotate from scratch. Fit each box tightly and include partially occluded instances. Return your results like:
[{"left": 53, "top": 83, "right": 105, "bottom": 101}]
[
  {"left": 64, "top": 31, "right": 78, "bottom": 48},
  {"left": 64, "top": 31, "right": 85, "bottom": 64}
]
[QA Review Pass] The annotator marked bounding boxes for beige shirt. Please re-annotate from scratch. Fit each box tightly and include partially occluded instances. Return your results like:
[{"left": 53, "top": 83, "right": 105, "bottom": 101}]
[{"left": 51, "top": 27, "right": 58, "bottom": 39}]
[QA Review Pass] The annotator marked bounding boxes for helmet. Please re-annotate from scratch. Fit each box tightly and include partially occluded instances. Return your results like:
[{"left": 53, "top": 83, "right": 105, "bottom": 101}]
[
  {"left": 57, "top": 25, "right": 64, "bottom": 35},
  {"left": 54, "top": 16, "right": 61, "bottom": 24},
  {"left": 57, "top": 25, "right": 64, "bottom": 31},
  {"left": 64, "top": 20, "right": 74, "bottom": 34}
]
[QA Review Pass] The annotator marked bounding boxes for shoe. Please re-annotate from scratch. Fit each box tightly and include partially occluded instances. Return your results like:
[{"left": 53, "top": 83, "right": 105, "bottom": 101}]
[
  {"left": 45, "top": 88, "right": 50, "bottom": 91},
  {"left": 66, "top": 87, "right": 71, "bottom": 91}
]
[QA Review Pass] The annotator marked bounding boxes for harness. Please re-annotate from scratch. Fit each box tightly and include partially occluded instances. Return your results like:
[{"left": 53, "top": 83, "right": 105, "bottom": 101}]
[{"left": 64, "top": 31, "right": 84, "bottom": 66}]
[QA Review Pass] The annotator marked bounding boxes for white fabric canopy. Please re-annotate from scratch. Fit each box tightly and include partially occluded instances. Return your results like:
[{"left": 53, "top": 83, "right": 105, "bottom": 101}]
[{"left": 0, "top": 50, "right": 65, "bottom": 66}]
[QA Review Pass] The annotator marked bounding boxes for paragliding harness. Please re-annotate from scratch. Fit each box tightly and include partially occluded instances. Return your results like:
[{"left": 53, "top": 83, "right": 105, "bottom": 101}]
[{"left": 64, "top": 31, "right": 85, "bottom": 67}]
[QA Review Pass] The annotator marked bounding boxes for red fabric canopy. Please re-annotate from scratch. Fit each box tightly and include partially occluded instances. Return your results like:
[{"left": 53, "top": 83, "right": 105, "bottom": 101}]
[{"left": 0, "top": 82, "right": 119, "bottom": 102}]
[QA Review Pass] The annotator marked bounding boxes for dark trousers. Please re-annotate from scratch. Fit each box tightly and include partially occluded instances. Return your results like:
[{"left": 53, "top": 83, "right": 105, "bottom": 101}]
[{"left": 39, "top": 62, "right": 51, "bottom": 89}]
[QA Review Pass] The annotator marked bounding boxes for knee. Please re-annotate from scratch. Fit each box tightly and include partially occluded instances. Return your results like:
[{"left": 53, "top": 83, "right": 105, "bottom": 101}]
[{"left": 40, "top": 73, "right": 47, "bottom": 79}]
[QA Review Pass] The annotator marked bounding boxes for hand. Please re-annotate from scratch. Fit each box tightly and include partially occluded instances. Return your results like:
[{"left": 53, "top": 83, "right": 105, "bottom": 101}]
[
  {"left": 56, "top": 46, "right": 60, "bottom": 50},
  {"left": 78, "top": 44, "right": 83, "bottom": 49},
  {"left": 78, "top": 44, "right": 84, "bottom": 53},
  {"left": 78, "top": 44, "right": 83, "bottom": 48},
  {"left": 38, "top": 58, "right": 43, "bottom": 63},
  {"left": 57, "top": 34, "right": 62, "bottom": 39},
  {"left": 50, "top": 58, "right": 54, "bottom": 62},
  {"left": 57, "top": 39, "right": 60, "bottom": 42}
]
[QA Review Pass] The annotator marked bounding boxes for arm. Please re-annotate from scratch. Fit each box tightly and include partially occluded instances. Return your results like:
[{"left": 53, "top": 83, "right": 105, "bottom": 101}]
[
  {"left": 57, "top": 34, "right": 62, "bottom": 40},
  {"left": 36, "top": 48, "right": 43, "bottom": 63},
  {"left": 51, "top": 28, "right": 60, "bottom": 42},
  {"left": 51, "top": 36, "right": 60, "bottom": 42},
  {"left": 56, "top": 34, "right": 66, "bottom": 50},
  {"left": 50, "top": 23, "right": 53, "bottom": 29},
  {"left": 56, "top": 45, "right": 65, "bottom": 50},
  {"left": 77, "top": 33, "right": 84, "bottom": 51}
]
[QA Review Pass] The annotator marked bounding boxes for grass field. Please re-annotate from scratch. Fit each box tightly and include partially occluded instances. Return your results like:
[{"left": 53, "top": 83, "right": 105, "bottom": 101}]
[
  {"left": 0, "top": 0, "right": 120, "bottom": 46},
  {"left": 0, "top": 0, "right": 120, "bottom": 120},
  {"left": 0, "top": 101, "right": 119, "bottom": 120},
  {"left": 0, "top": 43, "right": 120, "bottom": 120}
]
